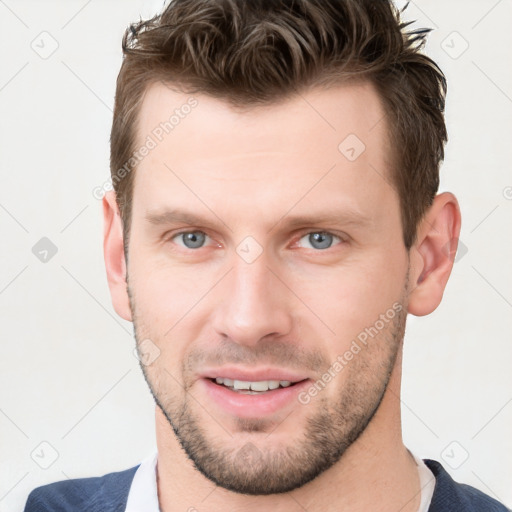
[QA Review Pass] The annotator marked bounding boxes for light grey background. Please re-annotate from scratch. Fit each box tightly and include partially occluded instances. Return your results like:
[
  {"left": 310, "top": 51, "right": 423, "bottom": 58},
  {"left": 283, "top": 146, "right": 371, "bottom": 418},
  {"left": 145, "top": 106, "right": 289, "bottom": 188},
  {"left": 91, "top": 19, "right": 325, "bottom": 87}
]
[{"left": 1, "top": 1, "right": 511, "bottom": 510}]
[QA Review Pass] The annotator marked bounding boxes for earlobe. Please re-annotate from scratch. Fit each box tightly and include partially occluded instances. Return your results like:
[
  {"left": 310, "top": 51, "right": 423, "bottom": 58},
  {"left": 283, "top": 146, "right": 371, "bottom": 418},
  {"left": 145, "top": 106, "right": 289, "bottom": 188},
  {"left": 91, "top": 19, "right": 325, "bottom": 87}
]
[
  {"left": 103, "top": 190, "right": 132, "bottom": 322},
  {"left": 407, "top": 192, "right": 462, "bottom": 317}
]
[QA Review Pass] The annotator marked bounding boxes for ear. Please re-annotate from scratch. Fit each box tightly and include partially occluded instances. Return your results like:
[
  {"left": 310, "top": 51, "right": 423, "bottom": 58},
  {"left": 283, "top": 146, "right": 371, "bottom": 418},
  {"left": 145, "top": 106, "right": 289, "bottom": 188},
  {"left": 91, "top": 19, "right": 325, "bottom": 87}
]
[
  {"left": 407, "top": 192, "right": 462, "bottom": 316},
  {"left": 103, "top": 190, "right": 132, "bottom": 322}
]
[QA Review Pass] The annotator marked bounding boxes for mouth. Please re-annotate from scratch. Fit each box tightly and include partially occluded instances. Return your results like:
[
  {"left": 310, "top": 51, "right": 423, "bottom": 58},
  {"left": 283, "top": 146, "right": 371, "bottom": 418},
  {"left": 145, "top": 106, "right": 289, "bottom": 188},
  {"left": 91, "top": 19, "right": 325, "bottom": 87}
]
[
  {"left": 207, "top": 377, "right": 307, "bottom": 394},
  {"left": 200, "top": 374, "right": 311, "bottom": 418}
]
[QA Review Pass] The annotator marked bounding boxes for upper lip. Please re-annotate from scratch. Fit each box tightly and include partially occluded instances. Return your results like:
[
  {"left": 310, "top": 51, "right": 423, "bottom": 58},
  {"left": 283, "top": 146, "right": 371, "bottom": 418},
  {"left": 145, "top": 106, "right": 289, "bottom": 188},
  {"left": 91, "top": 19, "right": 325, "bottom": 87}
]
[{"left": 200, "top": 367, "right": 310, "bottom": 383}]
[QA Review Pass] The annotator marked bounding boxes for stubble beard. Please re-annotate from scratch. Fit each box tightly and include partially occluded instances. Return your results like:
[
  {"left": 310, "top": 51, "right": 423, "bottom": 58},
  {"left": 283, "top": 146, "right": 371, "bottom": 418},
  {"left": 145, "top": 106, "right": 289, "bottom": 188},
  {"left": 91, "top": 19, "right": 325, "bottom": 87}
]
[{"left": 128, "top": 277, "right": 408, "bottom": 495}]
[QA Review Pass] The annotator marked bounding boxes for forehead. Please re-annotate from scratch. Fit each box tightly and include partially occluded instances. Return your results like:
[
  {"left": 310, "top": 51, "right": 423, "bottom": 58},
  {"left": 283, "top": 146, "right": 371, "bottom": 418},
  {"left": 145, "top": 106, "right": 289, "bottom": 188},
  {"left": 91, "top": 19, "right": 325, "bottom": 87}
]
[
  {"left": 135, "top": 80, "right": 388, "bottom": 153},
  {"left": 131, "top": 80, "right": 397, "bottom": 232}
]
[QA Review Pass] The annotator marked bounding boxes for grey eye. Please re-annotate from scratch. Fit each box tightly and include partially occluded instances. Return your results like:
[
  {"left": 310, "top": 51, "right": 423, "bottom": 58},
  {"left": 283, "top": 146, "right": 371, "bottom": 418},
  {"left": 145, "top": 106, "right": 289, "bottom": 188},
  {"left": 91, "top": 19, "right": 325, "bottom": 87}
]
[
  {"left": 174, "top": 231, "right": 208, "bottom": 249},
  {"left": 299, "top": 232, "right": 341, "bottom": 250}
]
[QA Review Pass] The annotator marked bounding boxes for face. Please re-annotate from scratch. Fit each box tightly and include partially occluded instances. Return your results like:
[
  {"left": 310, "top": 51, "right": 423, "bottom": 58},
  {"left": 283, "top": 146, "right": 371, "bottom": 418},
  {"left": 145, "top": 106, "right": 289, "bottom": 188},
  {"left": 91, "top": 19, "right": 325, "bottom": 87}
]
[{"left": 125, "top": 81, "right": 411, "bottom": 494}]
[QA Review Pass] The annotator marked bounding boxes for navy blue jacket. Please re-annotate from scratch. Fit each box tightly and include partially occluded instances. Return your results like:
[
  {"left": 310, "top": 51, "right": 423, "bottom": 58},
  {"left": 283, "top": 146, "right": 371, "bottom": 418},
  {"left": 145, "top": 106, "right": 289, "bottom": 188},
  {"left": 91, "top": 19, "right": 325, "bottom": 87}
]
[{"left": 24, "top": 459, "right": 509, "bottom": 511}]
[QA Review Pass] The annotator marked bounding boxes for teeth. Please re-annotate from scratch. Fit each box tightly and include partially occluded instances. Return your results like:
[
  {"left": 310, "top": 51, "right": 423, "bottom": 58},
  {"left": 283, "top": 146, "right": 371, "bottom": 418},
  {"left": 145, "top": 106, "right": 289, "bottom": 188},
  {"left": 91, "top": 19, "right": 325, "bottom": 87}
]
[
  {"left": 233, "top": 380, "right": 251, "bottom": 390},
  {"left": 213, "top": 378, "right": 295, "bottom": 392},
  {"left": 216, "top": 377, "right": 234, "bottom": 386},
  {"left": 250, "top": 381, "right": 271, "bottom": 392}
]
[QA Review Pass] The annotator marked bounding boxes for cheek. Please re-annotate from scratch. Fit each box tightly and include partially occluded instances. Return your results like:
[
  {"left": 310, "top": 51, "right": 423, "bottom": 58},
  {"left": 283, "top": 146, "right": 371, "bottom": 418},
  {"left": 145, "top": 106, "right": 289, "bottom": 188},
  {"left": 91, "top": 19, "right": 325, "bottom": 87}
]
[
  {"left": 293, "top": 252, "right": 407, "bottom": 347},
  {"left": 129, "top": 246, "right": 215, "bottom": 317},
  {"left": 128, "top": 255, "right": 218, "bottom": 360}
]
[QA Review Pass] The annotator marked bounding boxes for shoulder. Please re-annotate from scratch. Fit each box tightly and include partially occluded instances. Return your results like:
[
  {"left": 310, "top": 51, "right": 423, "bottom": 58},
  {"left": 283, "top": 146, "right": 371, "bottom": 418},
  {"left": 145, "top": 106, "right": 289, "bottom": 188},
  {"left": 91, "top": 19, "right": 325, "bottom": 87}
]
[
  {"left": 23, "top": 464, "right": 140, "bottom": 512},
  {"left": 425, "top": 459, "right": 510, "bottom": 512}
]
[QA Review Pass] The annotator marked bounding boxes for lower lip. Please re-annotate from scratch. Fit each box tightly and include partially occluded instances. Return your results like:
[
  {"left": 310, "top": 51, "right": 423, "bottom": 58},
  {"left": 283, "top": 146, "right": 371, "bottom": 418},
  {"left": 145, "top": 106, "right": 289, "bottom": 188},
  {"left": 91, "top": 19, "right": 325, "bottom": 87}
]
[{"left": 200, "top": 378, "right": 311, "bottom": 418}]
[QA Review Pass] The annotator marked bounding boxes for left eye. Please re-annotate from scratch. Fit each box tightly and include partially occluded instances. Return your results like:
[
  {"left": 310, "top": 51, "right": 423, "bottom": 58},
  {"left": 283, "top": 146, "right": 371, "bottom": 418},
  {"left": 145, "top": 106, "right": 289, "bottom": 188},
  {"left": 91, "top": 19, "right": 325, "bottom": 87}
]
[
  {"left": 172, "top": 231, "right": 210, "bottom": 249},
  {"left": 297, "top": 231, "right": 343, "bottom": 250}
]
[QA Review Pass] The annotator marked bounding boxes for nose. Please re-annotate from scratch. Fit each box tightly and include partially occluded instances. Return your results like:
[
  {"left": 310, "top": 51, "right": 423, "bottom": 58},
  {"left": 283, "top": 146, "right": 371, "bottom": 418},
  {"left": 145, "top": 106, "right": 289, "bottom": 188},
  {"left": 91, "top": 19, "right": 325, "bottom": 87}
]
[{"left": 211, "top": 252, "right": 294, "bottom": 347}]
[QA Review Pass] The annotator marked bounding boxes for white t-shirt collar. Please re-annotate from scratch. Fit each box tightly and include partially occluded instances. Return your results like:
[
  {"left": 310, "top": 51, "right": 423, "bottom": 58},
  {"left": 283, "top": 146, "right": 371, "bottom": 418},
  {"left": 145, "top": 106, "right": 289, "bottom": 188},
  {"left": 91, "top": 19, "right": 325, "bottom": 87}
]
[{"left": 124, "top": 450, "right": 160, "bottom": 512}]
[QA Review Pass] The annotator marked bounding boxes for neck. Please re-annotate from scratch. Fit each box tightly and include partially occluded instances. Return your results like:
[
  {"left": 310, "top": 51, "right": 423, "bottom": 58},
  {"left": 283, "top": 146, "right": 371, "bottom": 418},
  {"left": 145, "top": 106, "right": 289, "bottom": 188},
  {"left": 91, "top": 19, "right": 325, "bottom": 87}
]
[{"left": 155, "top": 347, "right": 421, "bottom": 512}]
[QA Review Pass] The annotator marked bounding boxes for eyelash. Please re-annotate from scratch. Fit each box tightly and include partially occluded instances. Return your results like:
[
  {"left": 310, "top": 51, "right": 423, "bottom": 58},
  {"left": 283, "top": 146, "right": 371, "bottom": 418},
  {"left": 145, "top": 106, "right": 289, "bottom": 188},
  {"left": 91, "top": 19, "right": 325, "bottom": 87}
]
[{"left": 166, "top": 229, "right": 347, "bottom": 252}]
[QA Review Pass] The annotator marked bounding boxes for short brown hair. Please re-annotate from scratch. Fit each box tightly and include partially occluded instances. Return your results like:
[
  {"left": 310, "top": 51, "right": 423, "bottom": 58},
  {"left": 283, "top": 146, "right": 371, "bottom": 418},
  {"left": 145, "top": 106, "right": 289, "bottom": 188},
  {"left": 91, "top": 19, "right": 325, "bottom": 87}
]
[{"left": 110, "top": 0, "right": 447, "bottom": 251}]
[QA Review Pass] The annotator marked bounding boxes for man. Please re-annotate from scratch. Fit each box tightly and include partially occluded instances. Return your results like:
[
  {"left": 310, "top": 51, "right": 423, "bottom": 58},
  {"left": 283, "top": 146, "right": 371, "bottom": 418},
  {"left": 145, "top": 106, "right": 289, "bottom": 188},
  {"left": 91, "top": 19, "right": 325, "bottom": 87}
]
[{"left": 24, "top": 0, "right": 508, "bottom": 511}]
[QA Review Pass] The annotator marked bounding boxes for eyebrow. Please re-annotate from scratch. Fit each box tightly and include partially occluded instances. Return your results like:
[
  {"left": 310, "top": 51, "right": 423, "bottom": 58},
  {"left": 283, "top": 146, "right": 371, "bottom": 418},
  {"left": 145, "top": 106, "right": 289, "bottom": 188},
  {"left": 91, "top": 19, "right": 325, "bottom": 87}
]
[{"left": 145, "top": 208, "right": 373, "bottom": 231}]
